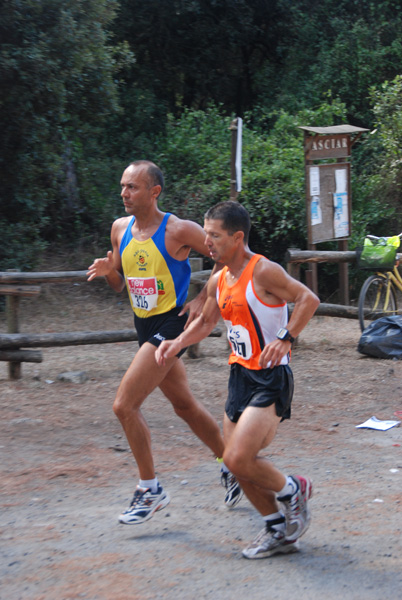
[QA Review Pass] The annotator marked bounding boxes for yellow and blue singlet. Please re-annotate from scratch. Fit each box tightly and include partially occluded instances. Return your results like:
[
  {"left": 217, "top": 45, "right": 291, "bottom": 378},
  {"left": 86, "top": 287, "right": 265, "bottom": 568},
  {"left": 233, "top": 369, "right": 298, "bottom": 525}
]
[{"left": 119, "top": 213, "right": 191, "bottom": 318}]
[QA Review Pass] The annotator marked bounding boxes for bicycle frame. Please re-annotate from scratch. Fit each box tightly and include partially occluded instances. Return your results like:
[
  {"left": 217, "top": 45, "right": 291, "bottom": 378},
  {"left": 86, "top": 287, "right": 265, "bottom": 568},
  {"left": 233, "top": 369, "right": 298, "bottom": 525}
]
[
  {"left": 358, "top": 236, "right": 402, "bottom": 331},
  {"left": 373, "top": 266, "right": 402, "bottom": 312}
]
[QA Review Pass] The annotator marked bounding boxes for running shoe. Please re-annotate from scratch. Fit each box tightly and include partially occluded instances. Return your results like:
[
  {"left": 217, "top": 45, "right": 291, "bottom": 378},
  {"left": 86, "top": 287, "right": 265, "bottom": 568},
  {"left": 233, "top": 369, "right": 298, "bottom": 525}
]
[
  {"left": 242, "top": 524, "right": 300, "bottom": 559},
  {"left": 278, "top": 475, "right": 313, "bottom": 542},
  {"left": 221, "top": 471, "right": 243, "bottom": 508},
  {"left": 118, "top": 485, "right": 170, "bottom": 525}
]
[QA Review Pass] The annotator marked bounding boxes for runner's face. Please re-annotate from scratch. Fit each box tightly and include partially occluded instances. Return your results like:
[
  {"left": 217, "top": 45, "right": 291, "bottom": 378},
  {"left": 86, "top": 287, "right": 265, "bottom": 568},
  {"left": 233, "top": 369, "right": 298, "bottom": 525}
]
[
  {"left": 204, "top": 218, "right": 236, "bottom": 263},
  {"left": 120, "top": 165, "right": 159, "bottom": 214}
]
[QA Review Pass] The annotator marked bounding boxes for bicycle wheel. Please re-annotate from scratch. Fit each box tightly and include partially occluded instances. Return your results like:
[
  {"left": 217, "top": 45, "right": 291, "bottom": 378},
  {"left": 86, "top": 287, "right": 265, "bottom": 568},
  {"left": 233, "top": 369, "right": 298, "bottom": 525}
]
[{"left": 358, "top": 274, "right": 397, "bottom": 332}]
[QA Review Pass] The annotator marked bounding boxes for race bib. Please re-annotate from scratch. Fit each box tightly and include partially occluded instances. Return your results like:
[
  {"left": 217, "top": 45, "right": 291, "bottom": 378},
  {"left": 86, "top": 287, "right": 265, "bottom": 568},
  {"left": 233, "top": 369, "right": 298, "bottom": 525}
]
[
  {"left": 224, "top": 320, "right": 252, "bottom": 359},
  {"left": 127, "top": 277, "right": 158, "bottom": 312}
]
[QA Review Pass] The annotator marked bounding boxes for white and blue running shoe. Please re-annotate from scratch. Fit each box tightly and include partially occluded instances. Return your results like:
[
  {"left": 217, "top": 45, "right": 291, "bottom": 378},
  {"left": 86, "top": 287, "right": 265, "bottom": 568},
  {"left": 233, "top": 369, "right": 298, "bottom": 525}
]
[{"left": 119, "top": 485, "right": 170, "bottom": 524}]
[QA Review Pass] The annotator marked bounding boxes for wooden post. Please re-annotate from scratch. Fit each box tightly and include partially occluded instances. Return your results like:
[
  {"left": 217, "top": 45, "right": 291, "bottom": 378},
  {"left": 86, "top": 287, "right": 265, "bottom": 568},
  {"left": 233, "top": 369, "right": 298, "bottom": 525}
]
[
  {"left": 187, "top": 258, "right": 204, "bottom": 359},
  {"left": 286, "top": 249, "right": 301, "bottom": 281},
  {"left": 230, "top": 118, "right": 238, "bottom": 201},
  {"left": 6, "top": 295, "right": 20, "bottom": 378},
  {"left": 2, "top": 278, "right": 41, "bottom": 379},
  {"left": 6, "top": 270, "right": 21, "bottom": 379},
  {"left": 306, "top": 244, "right": 318, "bottom": 296},
  {"left": 338, "top": 239, "right": 349, "bottom": 305}
]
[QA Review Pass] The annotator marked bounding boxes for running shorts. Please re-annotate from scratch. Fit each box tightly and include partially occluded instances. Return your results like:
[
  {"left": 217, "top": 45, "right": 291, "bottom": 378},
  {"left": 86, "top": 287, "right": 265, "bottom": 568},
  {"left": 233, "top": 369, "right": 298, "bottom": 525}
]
[
  {"left": 134, "top": 305, "right": 188, "bottom": 357},
  {"left": 225, "top": 362, "right": 294, "bottom": 423}
]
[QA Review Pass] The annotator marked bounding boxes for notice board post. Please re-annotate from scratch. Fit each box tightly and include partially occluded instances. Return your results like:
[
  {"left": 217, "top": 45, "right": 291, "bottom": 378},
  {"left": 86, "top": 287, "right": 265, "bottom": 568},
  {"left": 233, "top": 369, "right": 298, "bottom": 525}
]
[
  {"left": 230, "top": 117, "right": 242, "bottom": 200},
  {"left": 299, "top": 125, "right": 368, "bottom": 304}
]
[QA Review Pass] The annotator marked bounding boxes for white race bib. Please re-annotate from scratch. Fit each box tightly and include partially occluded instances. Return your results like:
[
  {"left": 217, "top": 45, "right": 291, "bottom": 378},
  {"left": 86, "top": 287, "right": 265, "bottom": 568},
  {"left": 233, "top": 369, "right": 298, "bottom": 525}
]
[
  {"left": 224, "top": 320, "right": 252, "bottom": 359},
  {"left": 127, "top": 277, "right": 158, "bottom": 312}
]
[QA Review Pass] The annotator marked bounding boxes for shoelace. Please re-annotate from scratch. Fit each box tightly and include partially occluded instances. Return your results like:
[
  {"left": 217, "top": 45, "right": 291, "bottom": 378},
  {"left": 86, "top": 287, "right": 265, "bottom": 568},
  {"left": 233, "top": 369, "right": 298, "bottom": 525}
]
[
  {"left": 288, "top": 493, "right": 301, "bottom": 515},
  {"left": 130, "top": 488, "right": 149, "bottom": 508},
  {"left": 221, "top": 473, "right": 229, "bottom": 488},
  {"left": 252, "top": 526, "right": 284, "bottom": 546},
  {"left": 253, "top": 528, "right": 270, "bottom": 544}
]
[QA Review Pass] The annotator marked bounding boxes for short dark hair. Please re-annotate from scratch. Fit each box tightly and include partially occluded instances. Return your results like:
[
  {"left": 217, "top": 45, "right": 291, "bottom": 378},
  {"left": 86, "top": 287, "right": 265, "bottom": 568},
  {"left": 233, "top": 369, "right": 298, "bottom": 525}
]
[
  {"left": 129, "top": 160, "right": 165, "bottom": 195},
  {"left": 204, "top": 201, "right": 251, "bottom": 244}
]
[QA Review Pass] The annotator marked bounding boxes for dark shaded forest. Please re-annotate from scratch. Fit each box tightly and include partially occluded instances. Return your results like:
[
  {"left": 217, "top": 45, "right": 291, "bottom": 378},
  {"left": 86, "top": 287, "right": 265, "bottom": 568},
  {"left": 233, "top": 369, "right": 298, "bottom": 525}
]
[{"left": 1, "top": 0, "right": 402, "bottom": 298}]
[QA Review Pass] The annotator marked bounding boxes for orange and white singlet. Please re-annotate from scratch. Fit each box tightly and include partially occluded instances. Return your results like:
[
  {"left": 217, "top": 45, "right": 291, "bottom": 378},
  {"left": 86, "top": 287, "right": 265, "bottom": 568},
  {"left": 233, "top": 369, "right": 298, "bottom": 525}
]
[
  {"left": 119, "top": 213, "right": 191, "bottom": 318},
  {"left": 216, "top": 254, "right": 289, "bottom": 370}
]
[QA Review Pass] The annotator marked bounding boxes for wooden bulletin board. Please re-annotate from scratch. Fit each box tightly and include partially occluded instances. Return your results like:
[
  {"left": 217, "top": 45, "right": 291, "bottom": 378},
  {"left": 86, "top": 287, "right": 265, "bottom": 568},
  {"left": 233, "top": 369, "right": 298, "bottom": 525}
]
[{"left": 307, "top": 162, "right": 350, "bottom": 245}]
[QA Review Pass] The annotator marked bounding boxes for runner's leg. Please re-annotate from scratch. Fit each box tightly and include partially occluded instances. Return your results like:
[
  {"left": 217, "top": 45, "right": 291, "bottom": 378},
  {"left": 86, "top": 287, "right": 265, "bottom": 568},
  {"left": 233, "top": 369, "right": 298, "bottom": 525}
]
[
  {"left": 222, "top": 405, "right": 286, "bottom": 515},
  {"left": 113, "top": 342, "right": 178, "bottom": 480},
  {"left": 159, "top": 357, "right": 225, "bottom": 459}
]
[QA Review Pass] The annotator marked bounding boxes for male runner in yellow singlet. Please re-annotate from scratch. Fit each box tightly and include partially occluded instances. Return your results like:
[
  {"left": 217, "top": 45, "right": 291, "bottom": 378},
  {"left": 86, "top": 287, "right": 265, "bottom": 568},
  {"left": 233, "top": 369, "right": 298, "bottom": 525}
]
[
  {"left": 87, "top": 161, "right": 241, "bottom": 524},
  {"left": 156, "top": 200, "right": 320, "bottom": 558}
]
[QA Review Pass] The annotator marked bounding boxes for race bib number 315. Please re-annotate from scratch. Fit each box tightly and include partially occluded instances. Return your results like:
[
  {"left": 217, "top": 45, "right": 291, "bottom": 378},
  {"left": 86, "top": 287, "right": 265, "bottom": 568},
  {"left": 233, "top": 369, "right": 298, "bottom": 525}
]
[{"left": 127, "top": 277, "right": 158, "bottom": 311}]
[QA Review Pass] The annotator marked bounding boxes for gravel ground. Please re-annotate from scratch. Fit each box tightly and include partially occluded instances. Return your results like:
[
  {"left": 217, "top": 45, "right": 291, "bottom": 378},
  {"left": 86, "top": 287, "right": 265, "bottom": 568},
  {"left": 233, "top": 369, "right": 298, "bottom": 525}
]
[{"left": 1, "top": 282, "right": 401, "bottom": 599}]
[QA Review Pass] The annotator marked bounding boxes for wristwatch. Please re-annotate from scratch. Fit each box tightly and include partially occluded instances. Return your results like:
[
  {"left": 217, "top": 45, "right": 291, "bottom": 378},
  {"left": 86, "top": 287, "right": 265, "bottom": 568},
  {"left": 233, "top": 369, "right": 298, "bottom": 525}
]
[{"left": 276, "top": 327, "right": 295, "bottom": 343}]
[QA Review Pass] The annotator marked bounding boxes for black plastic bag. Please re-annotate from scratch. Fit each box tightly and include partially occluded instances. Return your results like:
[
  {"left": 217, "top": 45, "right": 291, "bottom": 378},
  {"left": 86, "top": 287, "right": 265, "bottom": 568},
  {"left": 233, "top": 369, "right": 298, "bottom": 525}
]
[{"left": 358, "top": 315, "right": 402, "bottom": 359}]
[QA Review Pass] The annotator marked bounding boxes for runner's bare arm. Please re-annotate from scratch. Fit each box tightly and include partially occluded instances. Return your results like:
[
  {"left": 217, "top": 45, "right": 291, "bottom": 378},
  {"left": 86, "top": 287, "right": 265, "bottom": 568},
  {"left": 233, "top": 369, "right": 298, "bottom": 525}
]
[
  {"left": 167, "top": 217, "right": 223, "bottom": 325},
  {"left": 180, "top": 259, "right": 224, "bottom": 327},
  {"left": 255, "top": 260, "right": 320, "bottom": 368},
  {"left": 87, "top": 219, "right": 126, "bottom": 293},
  {"left": 165, "top": 217, "right": 210, "bottom": 259},
  {"left": 155, "top": 273, "right": 221, "bottom": 366}
]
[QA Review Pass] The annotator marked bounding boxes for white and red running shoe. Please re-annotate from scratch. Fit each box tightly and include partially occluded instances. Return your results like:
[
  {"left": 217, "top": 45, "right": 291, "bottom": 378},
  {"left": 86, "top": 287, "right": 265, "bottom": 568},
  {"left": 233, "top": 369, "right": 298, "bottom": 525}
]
[
  {"left": 278, "top": 475, "right": 313, "bottom": 542},
  {"left": 242, "top": 524, "right": 300, "bottom": 560}
]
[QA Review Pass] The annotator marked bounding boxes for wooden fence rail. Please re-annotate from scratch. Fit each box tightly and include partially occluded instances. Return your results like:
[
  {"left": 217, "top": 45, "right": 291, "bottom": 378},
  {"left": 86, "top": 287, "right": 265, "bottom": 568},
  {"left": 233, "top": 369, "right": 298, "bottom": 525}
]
[
  {"left": 0, "top": 271, "right": 89, "bottom": 284},
  {"left": 0, "top": 268, "right": 215, "bottom": 380},
  {"left": 3, "top": 249, "right": 391, "bottom": 379},
  {"left": 285, "top": 249, "right": 360, "bottom": 319},
  {"left": 0, "top": 269, "right": 213, "bottom": 285},
  {"left": 285, "top": 249, "right": 357, "bottom": 264},
  {"left": 0, "top": 328, "right": 221, "bottom": 350}
]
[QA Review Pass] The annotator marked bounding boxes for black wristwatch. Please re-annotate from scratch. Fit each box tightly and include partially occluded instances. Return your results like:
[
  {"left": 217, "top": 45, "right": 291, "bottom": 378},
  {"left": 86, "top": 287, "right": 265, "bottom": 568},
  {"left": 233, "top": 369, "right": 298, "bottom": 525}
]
[{"left": 276, "top": 328, "right": 295, "bottom": 343}]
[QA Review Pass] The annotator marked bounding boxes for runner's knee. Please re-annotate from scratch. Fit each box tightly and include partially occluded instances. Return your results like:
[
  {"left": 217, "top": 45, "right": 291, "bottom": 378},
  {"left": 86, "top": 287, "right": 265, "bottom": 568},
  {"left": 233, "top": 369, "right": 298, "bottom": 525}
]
[
  {"left": 222, "top": 448, "right": 251, "bottom": 479},
  {"left": 113, "top": 391, "right": 141, "bottom": 421},
  {"left": 171, "top": 397, "right": 197, "bottom": 420}
]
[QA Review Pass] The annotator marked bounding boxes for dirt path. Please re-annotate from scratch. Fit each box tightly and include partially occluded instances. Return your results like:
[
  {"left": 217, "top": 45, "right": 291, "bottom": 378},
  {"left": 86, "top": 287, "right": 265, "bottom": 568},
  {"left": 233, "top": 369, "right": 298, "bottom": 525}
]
[{"left": 1, "top": 282, "right": 401, "bottom": 599}]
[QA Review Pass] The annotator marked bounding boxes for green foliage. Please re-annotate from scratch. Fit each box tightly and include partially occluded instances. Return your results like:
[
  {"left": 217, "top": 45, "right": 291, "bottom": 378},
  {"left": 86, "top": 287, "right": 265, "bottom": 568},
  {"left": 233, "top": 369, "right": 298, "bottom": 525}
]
[
  {"left": 0, "top": 0, "right": 122, "bottom": 269},
  {"left": 154, "top": 107, "right": 232, "bottom": 225},
  {"left": 0, "top": 0, "right": 401, "bottom": 308},
  {"left": 370, "top": 76, "right": 402, "bottom": 165},
  {"left": 153, "top": 99, "right": 348, "bottom": 268},
  {"left": 271, "top": 0, "right": 402, "bottom": 125},
  {"left": 348, "top": 75, "right": 402, "bottom": 245},
  {"left": 114, "top": 0, "right": 290, "bottom": 117}
]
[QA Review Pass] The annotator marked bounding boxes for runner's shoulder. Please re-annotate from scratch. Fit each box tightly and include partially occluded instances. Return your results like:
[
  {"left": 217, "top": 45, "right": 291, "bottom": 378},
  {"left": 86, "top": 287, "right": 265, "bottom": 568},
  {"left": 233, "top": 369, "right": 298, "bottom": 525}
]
[
  {"left": 254, "top": 255, "right": 283, "bottom": 277},
  {"left": 113, "top": 215, "right": 132, "bottom": 227},
  {"left": 166, "top": 213, "right": 201, "bottom": 233},
  {"left": 165, "top": 214, "right": 205, "bottom": 246}
]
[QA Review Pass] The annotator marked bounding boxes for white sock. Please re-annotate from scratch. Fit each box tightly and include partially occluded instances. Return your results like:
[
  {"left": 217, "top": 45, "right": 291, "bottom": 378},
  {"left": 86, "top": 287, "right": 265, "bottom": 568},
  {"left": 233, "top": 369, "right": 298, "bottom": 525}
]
[
  {"left": 139, "top": 478, "right": 159, "bottom": 493},
  {"left": 277, "top": 476, "right": 298, "bottom": 499}
]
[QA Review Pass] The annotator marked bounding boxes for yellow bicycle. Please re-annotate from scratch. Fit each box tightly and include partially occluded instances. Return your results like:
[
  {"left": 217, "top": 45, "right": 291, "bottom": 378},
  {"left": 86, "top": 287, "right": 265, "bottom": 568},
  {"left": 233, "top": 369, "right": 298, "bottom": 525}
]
[{"left": 358, "top": 233, "right": 402, "bottom": 332}]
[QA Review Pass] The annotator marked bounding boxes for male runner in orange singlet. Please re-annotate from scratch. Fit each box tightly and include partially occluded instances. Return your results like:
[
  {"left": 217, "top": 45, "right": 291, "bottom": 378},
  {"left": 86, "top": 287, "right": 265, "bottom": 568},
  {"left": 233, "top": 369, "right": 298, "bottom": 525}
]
[{"left": 156, "top": 200, "right": 320, "bottom": 558}]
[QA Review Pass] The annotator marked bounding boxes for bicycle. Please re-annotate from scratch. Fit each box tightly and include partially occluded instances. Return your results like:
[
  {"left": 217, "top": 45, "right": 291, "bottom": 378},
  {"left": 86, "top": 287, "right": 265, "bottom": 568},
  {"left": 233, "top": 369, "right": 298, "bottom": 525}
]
[{"left": 357, "top": 233, "right": 402, "bottom": 332}]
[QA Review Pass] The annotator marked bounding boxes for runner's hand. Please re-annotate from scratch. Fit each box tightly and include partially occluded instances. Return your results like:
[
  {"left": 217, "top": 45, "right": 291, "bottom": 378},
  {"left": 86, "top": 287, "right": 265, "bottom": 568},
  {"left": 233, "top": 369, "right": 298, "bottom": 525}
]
[
  {"left": 259, "top": 339, "right": 292, "bottom": 369},
  {"left": 180, "top": 294, "right": 204, "bottom": 329},
  {"left": 87, "top": 251, "right": 114, "bottom": 281},
  {"left": 155, "top": 340, "right": 181, "bottom": 366}
]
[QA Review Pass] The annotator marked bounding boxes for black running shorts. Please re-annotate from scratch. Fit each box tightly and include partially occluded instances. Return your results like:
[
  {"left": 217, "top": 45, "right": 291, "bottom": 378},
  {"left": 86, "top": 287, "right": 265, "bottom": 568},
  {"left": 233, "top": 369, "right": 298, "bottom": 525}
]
[
  {"left": 134, "top": 306, "right": 188, "bottom": 357},
  {"left": 225, "top": 362, "right": 294, "bottom": 423}
]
